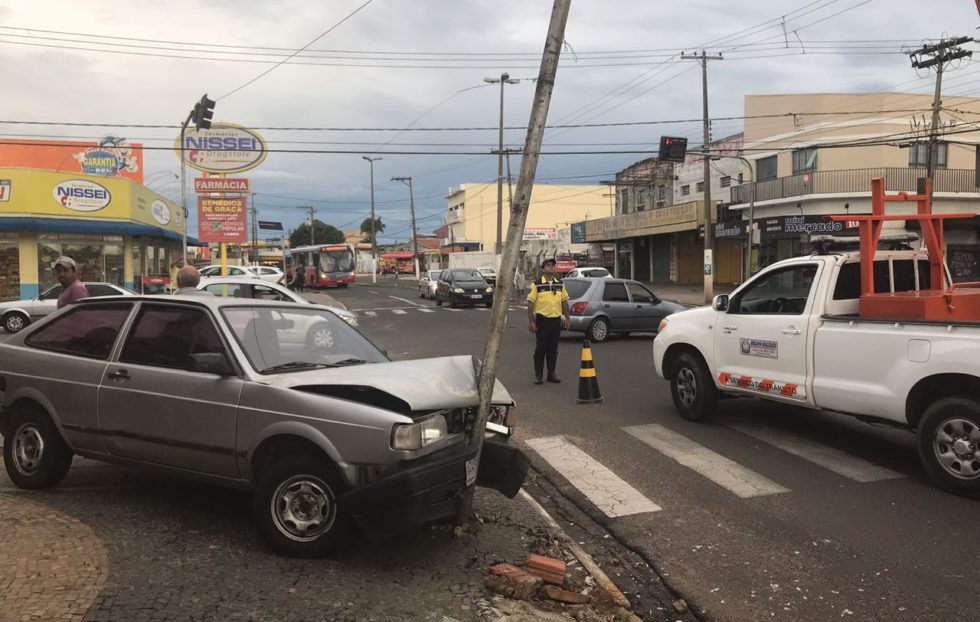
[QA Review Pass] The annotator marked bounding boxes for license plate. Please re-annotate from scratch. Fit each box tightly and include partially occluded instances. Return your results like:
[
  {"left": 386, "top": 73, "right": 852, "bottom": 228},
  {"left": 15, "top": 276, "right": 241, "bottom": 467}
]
[
  {"left": 465, "top": 457, "right": 478, "bottom": 486},
  {"left": 471, "top": 294, "right": 482, "bottom": 299}
]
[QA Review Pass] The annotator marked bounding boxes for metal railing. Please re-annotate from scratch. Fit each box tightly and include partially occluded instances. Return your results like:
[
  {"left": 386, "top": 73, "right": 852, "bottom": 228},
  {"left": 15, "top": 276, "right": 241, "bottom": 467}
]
[{"left": 730, "top": 167, "right": 978, "bottom": 204}]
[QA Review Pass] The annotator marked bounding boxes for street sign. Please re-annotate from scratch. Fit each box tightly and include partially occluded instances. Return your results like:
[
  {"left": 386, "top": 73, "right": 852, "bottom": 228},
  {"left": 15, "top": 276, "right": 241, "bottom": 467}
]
[
  {"left": 658, "top": 136, "right": 688, "bottom": 163},
  {"left": 194, "top": 177, "right": 250, "bottom": 193},
  {"left": 198, "top": 196, "right": 247, "bottom": 243},
  {"left": 258, "top": 220, "right": 283, "bottom": 231}
]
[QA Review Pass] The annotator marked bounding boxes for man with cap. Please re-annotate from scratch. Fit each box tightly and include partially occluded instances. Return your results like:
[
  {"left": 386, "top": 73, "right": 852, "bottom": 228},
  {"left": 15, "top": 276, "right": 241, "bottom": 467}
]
[
  {"left": 54, "top": 256, "right": 89, "bottom": 309},
  {"left": 527, "top": 258, "right": 571, "bottom": 385}
]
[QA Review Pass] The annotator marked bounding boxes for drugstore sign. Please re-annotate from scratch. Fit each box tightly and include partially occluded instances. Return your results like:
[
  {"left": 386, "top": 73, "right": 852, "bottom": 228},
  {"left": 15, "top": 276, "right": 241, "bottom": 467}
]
[
  {"left": 175, "top": 122, "right": 268, "bottom": 174},
  {"left": 52, "top": 179, "right": 112, "bottom": 212}
]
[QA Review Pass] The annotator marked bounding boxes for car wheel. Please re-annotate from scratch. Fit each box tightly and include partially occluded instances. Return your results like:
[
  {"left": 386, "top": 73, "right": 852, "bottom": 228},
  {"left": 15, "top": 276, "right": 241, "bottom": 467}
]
[
  {"left": 669, "top": 351, "right": 718, "bottom": 422},
  {"left": 435, "top": 294, "right": 442, "bottom": 306},
  {"left": 419, "top": 287, "right": 425, "bottom": 298},
  {"left": 2, "top": 403, "right": 73, "bottom": 490},
  {"left": 306, "top": 322, "right": 333, "bottom": 349},
  {"left": 588, "top": 317, "right": 610, "bottom": 342},
  {"left": 485, "top": 301, "right": 493, "bottom": 308},
  {"left": 917, "top": 397, "right": 980, "bottom": 498},
  {"left": 2, "top": 312, "right": 29, "bottom": 334},
  {"left": 253, "top": 455, "right": 350, "bottom": 558}
]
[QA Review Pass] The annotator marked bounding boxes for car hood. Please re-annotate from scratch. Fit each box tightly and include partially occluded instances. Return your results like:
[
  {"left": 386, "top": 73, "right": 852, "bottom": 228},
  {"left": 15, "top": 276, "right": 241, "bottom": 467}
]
[
  {"left": 0, "top": 299, "right": 31, "bottom": 309},
  {"left": 455, "top": 281, "right": 487, "bottom": 288},
  {"left": 265, "top": 354, "right": 514, "bottom": 411}
]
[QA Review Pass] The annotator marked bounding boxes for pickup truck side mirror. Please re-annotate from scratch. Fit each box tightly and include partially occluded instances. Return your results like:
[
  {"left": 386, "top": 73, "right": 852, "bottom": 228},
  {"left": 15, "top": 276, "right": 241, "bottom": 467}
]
[{"left": 713, "top": 294, "right": 729, "bottom": 312}]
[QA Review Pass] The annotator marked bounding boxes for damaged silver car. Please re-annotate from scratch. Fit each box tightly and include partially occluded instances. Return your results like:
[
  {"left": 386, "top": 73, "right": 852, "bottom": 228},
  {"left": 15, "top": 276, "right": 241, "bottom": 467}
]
[{"left": 0, "top": 296, "right": 527, "bottom": 557}]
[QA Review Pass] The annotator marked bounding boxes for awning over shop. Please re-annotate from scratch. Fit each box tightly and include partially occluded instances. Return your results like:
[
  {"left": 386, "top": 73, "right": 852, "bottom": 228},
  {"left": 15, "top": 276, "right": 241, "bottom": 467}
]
[{"left": 0, "top": 217, "right": 205, "bottom": 245}]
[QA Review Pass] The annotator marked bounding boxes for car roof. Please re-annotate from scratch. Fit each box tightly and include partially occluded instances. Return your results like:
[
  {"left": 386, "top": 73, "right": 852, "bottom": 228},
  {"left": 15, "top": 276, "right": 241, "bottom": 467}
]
[{"left": 74, "top": 294, "right": 332, "bottom": 311}]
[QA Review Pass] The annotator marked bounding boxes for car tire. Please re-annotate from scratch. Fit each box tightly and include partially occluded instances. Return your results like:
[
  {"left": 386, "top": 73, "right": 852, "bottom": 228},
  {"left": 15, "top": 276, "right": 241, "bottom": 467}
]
[
  {"left": 485, "top": 301, "right": 493, "bottom": 308},
  {"left": 435, "top": 295, "right": 442, "bottom": 306},
  {"left": 3, "top": 403, "right": 73, "bottom": 490},
  {"left": 2, "top": 312, "right": 29, "bottom": 334},
  {"left": 917, "top": 396, "right": 980, "bottom": 498},
  {"left": 253, "top": 454, "right": 351, "bottom": 558},
  {"left": 669, "top": 351, "right": 718, "bottom": 422},
  {"left": 588, "top": 317, "right": 610, "bottom": 342},
  {"left": 419, "top": 288, "right": 425, "bottom": 298}
]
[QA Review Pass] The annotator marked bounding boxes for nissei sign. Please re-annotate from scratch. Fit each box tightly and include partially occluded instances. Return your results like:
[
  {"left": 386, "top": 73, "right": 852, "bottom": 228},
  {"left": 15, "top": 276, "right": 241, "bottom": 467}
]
[
  {"left": 52, "top": 179, "right": 111, "bottom": 212},
  {"left": 151, "top": 200, "right": 172, "bottom": 226},
  {"left": 175, "top": 122, "right": 267, "bottom": 174}
]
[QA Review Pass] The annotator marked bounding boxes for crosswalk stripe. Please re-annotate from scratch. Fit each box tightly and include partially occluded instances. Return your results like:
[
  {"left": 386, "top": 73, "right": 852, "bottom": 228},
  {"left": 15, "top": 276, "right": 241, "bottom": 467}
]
[
  {"left": 444, "top": 308, "right": 462, "bottom": 312},
  {"left": 525, "top": 436, "right": 662, "bottom": 517},
  {"left": 418, "top": 308, "right": 435, "bottom": 313},
  {"left": 363, "top": 311, "right": 377, "bottom": 317},
  {"left": 477, "top": 307, "right": 490, "bottom": 311},
  {"left": 623, "top": 424, "right": 790, "bottom": 498},
  {"left": 728, "top": 422, "right": 905, "bottom": 483},
  {"left": 392, "top": 309, "right": 408, "bottom": 315}
]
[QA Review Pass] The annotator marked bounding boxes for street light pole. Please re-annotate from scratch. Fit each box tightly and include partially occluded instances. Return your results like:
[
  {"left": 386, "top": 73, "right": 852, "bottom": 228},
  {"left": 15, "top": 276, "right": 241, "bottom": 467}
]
[
  {"left": 392, "top": 176, "right": 420, "bottom": 279},
  {"left": 363, "top": 156, "right": 383, "bottom": 283},
  {"left": 484, "top": 73, "right": 520, "bottom": 257}
]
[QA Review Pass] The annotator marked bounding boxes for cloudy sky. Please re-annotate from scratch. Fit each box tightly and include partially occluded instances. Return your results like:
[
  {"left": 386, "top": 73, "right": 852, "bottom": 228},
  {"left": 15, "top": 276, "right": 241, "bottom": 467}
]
[{"left": 1, "top": 0, "right": 979, "bottom": 242}]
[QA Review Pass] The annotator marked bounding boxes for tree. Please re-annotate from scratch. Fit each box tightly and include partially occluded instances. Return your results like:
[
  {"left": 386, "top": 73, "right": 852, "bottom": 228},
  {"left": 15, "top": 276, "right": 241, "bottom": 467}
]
[
  {"left": 360, "top": 217, "right": 385, "bottom": 244},
  {"left": 290, "top": 220, "right": 344, "bottom": 248}
]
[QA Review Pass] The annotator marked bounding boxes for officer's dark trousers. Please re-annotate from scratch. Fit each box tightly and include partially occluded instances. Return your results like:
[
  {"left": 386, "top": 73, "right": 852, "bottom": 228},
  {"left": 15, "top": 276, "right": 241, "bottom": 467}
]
[{"left": 533, "top": 314, "right": 562, "bottom": 377}]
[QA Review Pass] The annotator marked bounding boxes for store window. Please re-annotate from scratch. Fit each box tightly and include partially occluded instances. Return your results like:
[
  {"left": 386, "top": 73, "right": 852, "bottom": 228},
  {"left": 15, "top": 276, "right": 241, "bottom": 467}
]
[
  {"left": 37, "top": 236, "right": 127, "bottom": 289},
  {"left": 0, "top": 237, "right": 20, "bottom": 301}
]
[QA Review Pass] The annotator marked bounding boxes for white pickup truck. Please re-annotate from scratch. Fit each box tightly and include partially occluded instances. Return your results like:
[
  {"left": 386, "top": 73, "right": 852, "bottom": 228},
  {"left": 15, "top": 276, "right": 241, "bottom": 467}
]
[{"left": 653, "top": 250, "right": 980, "bottom": 496}]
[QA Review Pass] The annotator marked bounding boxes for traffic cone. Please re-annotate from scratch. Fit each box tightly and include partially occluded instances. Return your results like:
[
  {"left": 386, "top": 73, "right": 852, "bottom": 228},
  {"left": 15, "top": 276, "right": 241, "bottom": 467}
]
[{"left": 576, "top": 340, "right": 604, "bottom": 404}]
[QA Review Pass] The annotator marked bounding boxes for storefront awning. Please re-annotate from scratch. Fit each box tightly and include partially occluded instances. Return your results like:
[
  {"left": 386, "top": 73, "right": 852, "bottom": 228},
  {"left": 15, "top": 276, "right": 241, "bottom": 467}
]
[{"left": 0, "top": 217, "right": 204, "bottom": 246}]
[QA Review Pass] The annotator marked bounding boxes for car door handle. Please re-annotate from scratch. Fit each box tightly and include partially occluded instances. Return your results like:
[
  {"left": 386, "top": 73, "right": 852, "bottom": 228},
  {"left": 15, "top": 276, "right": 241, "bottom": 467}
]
[
  {"left": 723, "top": 325, "right": 738, "bottom": 332},
  {"left": 107, "top": 369, "right": 130, "bottom": 380},
  {"left": 781, "top": 328, "right": 802, "bottom": 335}
]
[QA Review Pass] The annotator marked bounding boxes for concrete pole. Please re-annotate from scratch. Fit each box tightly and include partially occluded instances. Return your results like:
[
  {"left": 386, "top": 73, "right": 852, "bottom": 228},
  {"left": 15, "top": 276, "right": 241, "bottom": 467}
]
[
  {"left": 461, "top": 0, "right": 572, "bottom": 524},
  {"left": 363, "top": 156, "right": 382, "bottom": 283},
  {"left": 496, "top": 75, "right": 506, "bottom": 256}
]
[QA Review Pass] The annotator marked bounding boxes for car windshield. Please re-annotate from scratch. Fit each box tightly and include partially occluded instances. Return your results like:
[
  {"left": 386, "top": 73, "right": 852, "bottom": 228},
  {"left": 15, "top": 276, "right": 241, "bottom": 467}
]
[
  {"left": 479, "top": 268, "right": 495, "bottom": 275},
  {"left": 221, "top": 305, "right": 387, "bottom": 374},
  {"left": 452, "top": 269, "right": 483, "bottom": 281}
]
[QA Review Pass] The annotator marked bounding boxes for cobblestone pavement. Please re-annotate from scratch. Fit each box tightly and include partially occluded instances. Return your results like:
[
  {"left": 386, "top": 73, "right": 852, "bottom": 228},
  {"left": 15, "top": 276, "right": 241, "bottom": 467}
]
[{"left": 0, "top": 457, "right": 572, "bottom": 621}]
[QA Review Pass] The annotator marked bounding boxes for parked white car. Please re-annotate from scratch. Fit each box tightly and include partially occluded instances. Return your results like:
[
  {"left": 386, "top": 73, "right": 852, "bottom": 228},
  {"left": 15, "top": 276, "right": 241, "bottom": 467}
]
[
  {"left": 196, "top": 265, "right": 284, "bottom": 284},
  {"left": 196, "top": 277, "right": 358, "bottom": 328},
  {"left": 564, "top": 266, "right": 613, "bottom": 279},
  {"left": 0, "top": 282, "right": 135, "bottom": 333}
]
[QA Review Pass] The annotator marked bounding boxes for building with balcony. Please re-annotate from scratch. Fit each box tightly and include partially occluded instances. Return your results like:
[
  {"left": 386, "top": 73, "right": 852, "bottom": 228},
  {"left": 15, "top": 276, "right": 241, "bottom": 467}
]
[
  {"left": 442, "top": 183, "right": 609, "bottom": 253},
  {"left": 733, "top": 93, "right": 980, "bottom": 280}
]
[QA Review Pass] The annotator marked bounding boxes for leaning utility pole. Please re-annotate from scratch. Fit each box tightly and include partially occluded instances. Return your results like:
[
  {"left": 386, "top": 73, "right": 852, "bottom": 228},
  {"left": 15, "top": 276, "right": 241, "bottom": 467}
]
[
  {"left": 908, "top": 36, "right": 973, "bottom": 205},
  {"left": 392, "top": 176, "right": 420, "bottom": 279},
  {"left": 460, "top": 0, "right": 572, "bottom": 524},
  {"left": 682, "top": 50, "right": 723, "bottom": 303}
]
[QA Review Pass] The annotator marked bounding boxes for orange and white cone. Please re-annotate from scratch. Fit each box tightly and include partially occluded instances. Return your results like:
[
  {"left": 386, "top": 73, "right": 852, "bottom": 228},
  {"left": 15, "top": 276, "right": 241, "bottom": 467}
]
[{"left": 576, "top": 340, "right": 604, "bottom": 404}]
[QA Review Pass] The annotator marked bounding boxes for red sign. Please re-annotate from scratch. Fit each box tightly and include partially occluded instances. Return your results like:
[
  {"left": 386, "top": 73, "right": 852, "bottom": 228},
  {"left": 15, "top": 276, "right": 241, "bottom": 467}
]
[
  {"left": 198, "top": 196, "right": 247, "bottom": 243},
  {"left": 555, "top": 261, "right": 577, "bottom": 273},
  {"left": 194, "top": 177, "right": 250, "bottom": 193}
]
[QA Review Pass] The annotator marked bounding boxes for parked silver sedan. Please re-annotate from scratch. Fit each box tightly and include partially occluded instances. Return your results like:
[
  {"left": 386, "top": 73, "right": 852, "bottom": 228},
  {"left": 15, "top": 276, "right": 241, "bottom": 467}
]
[
  {"left": 0, "top": 295, "right": 525, "bottom": 557},
  {"left": 0, "top": 282, "right": 135, "bottom": 333},
  {"left": 564, "top": 277, "right": 685, "bottom": 342}
]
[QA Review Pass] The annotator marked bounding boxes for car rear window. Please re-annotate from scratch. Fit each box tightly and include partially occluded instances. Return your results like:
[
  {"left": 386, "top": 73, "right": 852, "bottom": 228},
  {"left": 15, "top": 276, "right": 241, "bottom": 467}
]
[
  {"left": 563, "top": 280, "right": 591, "bottom": 299},
  {"left": 25, "top": 303, "right": 132, "bottom": 359},
  {"left": 583, "top": 269, "right": 610, "bottom": 277},
  {"left": 833, "top": 260, "right": 931, "bottom": 300},
  {"left": 86, "top": 284, "right": 120, "bottom": 297}
]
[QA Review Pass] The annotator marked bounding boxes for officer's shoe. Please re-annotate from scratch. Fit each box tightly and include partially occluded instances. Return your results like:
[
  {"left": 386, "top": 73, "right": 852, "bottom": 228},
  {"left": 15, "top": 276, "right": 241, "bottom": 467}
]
[
  {"left": 546, "top": 374, "right": 561, "bottom": 383},
  {"left": 534, "top": 375, "right": 543, "bottom": 385}
]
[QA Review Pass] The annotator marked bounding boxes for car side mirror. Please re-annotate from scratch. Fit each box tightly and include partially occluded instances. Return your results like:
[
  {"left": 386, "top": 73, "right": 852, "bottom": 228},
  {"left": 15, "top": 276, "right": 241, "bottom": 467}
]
[
  {"left": 187, "top": 353, "right": 235, "bottom": 376},
  {"left": 713, "top": 295, "right": 729, "bottom": 312}
]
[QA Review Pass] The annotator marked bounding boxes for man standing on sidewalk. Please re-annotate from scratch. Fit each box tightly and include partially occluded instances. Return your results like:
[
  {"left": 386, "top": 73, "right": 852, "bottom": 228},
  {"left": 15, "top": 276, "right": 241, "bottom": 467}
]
[
  {"left": 527, "top": 258, "right": 571, "bottom": 385},
  {"left": 54, "top": 256, "right": 89, "bottom": 309}
]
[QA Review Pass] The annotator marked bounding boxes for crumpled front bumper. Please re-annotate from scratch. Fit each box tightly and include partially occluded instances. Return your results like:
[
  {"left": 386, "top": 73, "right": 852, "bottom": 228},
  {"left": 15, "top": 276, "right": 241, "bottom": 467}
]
[{"left": 339, "top": 438, "right": 529, "bottom": 542}]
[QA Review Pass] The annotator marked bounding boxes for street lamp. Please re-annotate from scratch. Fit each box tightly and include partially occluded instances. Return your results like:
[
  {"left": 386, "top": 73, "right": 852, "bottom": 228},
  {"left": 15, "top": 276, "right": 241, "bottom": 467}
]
[
  {"left": 484, "top": 72, "right": 520, "bottom": 257},
  {"left": 362, "top": 156, "right": 382, "bottom": 283}
]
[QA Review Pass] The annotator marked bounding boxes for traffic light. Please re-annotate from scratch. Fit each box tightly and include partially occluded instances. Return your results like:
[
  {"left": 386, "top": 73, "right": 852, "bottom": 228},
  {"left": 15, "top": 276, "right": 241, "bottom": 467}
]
[
  {"left": 658, "top": 136, "right": 688, "bottom": 163},
  {"left": 192, "top": 94, "right": 216, "bottom": 130}
]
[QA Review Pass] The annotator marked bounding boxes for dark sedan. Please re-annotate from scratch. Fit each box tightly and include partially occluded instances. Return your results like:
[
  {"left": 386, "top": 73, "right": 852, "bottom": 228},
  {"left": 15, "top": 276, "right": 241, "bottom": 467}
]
[
  {"left": 564, "top": 277, "right": 685, "bottom": 342},
  {"left": 434, "top": 269, "right": 494, "bottom": 308}
]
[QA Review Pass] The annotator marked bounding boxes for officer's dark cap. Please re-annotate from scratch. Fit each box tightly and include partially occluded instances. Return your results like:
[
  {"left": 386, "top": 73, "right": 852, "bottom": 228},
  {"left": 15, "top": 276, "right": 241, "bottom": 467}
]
[{"left": 541, "top": 258, "right": 556, "bottom": 268}]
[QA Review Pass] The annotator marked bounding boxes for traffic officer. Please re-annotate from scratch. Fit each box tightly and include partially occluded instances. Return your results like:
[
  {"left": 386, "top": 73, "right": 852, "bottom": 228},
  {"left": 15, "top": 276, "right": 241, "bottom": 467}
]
[{"left": 527, "top": 258, "right": 571, "bottom": 385}]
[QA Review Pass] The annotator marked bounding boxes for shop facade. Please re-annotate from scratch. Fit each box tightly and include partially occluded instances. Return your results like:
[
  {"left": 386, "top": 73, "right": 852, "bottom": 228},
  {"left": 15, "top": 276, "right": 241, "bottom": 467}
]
[{"left": 0, "top": 167, "right": 189, "bottom": 300}]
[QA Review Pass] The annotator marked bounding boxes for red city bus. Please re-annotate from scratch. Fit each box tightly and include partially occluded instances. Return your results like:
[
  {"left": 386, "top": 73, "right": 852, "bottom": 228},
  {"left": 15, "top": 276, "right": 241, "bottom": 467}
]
[{"left": 290, "top": 243, "right": 357, "bottom": 288}]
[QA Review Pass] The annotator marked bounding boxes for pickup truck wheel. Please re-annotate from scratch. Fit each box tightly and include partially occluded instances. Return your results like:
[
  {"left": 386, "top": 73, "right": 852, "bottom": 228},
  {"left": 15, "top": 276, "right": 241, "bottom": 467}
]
[
  {"left": 917, "top": 397, "right": 980, "bottom": 498},
  {"left": 254, "top": 455, "right": 351, "bottom": 557},
  {"left": 2, "top": 312, "right": 28, "bottom": 333},
  {"left": 670, "top": 352, "right": 718, "bottom": 422},
  {"left": 588, "top": 317, "right": 610, "bottom": 342},
  {"left": 3, "top": 405, "right": 73, "bottom": 490}
]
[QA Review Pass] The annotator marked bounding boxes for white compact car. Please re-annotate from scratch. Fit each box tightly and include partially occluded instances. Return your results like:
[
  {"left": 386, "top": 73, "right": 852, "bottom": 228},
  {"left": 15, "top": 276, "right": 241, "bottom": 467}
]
[
  {"left": 0, "top": 282, "right": 135, "bottom": 333},
  {"left": 564, "top": 267, "right": 613, "bottom": 279},
  {"left": 197, "top": 265, "right": 285, "bottom": 284}
]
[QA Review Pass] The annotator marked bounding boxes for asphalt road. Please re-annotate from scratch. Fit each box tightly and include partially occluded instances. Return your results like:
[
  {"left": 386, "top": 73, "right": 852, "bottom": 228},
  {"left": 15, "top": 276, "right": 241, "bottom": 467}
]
[{"left": 335, "top": 279, "right": 980, "bottom": 622}]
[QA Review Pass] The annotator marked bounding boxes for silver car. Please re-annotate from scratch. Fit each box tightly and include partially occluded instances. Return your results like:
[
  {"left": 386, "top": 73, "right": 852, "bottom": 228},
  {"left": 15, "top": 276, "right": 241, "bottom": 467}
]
[
  {"left": 564, "top": 277, "right": 685, "bottom": 342},
  {"left": 0, "top": 295, "right": 525, "bottom": 557},
  {"left": 0, "top": 283, "right": 135, "bottom": 333},
  {"left": 418, "top": 270, "right": 440, "bottom": 299}
]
